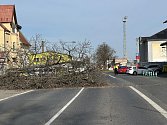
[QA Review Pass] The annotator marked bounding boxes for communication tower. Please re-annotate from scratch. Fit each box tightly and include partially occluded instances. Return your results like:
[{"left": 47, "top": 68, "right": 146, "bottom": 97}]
[{"left": 123, "top": 16, "right": 128, "bottom": 58}]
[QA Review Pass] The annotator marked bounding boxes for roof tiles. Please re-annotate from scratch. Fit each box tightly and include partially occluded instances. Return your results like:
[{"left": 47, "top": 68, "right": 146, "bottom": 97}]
[
  {"left": 0, "top": 5, "right": 15, "bottom": 23},
  {"left": 19, "top": 32, "right": 31, "bottom": 46}
]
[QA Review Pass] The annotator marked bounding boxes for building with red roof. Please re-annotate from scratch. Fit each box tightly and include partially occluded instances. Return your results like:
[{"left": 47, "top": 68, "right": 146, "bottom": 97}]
[{"left": 0, "top": 5, "right": 30, "bottom": 69}]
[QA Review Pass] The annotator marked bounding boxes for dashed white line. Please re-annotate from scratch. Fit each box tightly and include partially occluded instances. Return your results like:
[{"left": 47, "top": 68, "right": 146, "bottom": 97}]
[
  {"left": 0, "top": 90, "right": 34, "bottom": 102},
  {"left": 102, "top": 73, "right": 116, "bottom": 79},
  {"left": 45, "top": 87, "right": 84, "bottom": 125},
  {"left": 109, "top": 75, "right": 116, "bottom": 79},
  {"left": 129, "top": 86, "right": 167, "bottom": 119}
]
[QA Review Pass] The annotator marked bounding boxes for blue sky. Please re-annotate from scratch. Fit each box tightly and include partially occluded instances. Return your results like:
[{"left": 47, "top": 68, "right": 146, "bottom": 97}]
[{"left": 1, "top": 0, "right": 167, "bottom": 59}]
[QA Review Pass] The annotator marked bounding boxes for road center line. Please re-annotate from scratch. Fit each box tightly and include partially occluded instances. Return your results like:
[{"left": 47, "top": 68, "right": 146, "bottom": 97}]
[
  {"left": 45, "top": 87, "right": 84, "bottom": 125},
  {"left": 129, "top": 86, "right": 167, "bottom": 119},
  {"left": 0, "top": 90, "right": 34, "bottom": 102}
]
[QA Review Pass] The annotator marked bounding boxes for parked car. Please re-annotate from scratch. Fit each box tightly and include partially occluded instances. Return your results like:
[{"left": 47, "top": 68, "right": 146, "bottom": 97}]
[
  {"left": 126, "top": 66, "right": 149, "bottom": 75},
  {"left": 126, "top": 66, "right": 137, "bottom": 75},
  {"left": 117, "top": 66, "right": 128, "bottom": 74},
  {"left": 137, "top": 66, "right": 149, "bottom": 75},
  {"left": 144, "top": 64, "right": 162, "bottom": 74}
]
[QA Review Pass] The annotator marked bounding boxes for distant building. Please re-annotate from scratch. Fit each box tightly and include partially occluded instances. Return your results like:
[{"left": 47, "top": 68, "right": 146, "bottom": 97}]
[
  {"left": 28, "top": 52, "right": 72, "bottom": 66},
  {"left": 114, "top": 58, "right": 128, "bottom": 66},
  {"left": 139, "top": 28, "right": 167, "bottom": 63},
  {"left": 0, "top": 5, "right": 30, "bottom": 68}
]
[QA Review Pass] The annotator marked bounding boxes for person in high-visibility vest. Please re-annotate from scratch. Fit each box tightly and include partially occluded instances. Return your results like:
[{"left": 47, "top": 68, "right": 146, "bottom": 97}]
[{"left": 114, "top": 64, "right": 118, "bottom": 75}]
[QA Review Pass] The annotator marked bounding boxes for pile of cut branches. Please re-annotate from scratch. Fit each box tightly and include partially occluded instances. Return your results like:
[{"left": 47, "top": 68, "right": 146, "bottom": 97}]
[{"left": 0, "top": 69, "right": 108, "bottom": 90}]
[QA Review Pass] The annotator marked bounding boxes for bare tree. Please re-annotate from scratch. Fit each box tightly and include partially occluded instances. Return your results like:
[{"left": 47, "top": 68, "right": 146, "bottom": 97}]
[
  {"left": 95, "top": 42, "right": 116, "bottom": 69},
  {"left": 0, "top": 45, "right": 16, "bottom": 68},
  {"left": 0, "top": 39, "right": 107, "bottom": 89},
  {"left": 75, "top": 40, "right": 92, "bottom": 61},
  {"left": 0, "top": 46, "right": 9, "bottom": 74},
  {"left": 29, "top": 34, "right": 44, "bottom": 54},
  {"left": 50, "top": 40, "right": 92, "bottom": 62},
  {"left": 49, "top": 42, "right": 61, "bottom": 53},
  {"left": 60, "top": 41, "right": 76, "bottom": 56},
  {"left": 15, "top": 47, "right": 32, "bottom": 68}
]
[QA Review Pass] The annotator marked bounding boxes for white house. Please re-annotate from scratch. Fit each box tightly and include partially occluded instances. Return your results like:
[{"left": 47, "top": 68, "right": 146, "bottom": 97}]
[{"left": 139, "top": 28, "right": 167, "bottom": 63}]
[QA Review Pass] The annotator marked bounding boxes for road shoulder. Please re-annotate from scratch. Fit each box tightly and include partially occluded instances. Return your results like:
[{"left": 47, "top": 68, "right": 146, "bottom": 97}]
[{"left": 0, "top": 90, "right": 27, "bottom": 100}]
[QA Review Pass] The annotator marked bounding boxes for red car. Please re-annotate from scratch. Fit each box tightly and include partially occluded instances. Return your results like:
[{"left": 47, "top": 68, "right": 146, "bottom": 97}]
[{"left": 117, "top": 66, "right": 128, "bottom": 74}]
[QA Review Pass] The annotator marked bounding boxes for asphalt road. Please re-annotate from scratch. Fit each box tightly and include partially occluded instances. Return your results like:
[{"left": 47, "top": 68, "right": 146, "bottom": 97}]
[
  {"left": 0, "top": 73, "right": 167, "bottom": 125},
  {"left": 107, "top": 72, "right": 167, "bottom": 111}
]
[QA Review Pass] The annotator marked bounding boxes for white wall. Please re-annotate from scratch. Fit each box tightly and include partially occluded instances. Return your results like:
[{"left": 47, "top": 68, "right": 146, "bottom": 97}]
[{"left": 148, "top": 41, "right": 167, "bottom": 62}]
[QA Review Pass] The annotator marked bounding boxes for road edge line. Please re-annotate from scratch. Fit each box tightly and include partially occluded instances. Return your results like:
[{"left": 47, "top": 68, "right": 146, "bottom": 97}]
[
  {"left": 45, "top": 87, "right": 84, "bottom": 125},
  {"left": 129, "top": 86, "right": 167, "bottom": 119},
  {"left": 0, "top": 90, "right": 34, "bottom": 102}
]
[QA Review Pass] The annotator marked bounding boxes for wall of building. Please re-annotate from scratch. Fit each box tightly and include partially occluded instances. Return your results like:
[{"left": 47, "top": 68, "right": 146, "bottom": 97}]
[
  {"left": 139, "top": 41, "right": 148, "bottom": 62},
  {"left": 28, "top": 52, "right": 72, "bottom": 66},
  {"left": 148, "top": 41, "right": 167, "bottom": 62},
  {"left": 0, "top": 27, "right": 4, "bottom": 51},
  {"left": 114, "top": 58, "right": 128, "bottom": 66}
]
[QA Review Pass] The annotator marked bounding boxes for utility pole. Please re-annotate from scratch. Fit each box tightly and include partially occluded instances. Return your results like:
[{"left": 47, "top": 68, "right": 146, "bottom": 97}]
[
  {"left": 123, "top": 16, "right": 128, "bottom": 58},
  {"left": 41, "top": 41, "right": 45, "bottom": 53},
  {"left": 34, "top": 35, "right": 37, "bottom": 66}
]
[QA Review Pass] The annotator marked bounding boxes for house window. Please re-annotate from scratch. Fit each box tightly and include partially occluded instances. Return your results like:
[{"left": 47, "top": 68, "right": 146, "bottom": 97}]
[{"left": 13, "top": 42, "right": 16, "bottom": 51}]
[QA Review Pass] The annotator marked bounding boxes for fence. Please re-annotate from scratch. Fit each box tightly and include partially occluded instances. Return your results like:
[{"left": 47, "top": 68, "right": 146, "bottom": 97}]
[{"left": 143, "top": 71, "right": 158, "bottom": 77}]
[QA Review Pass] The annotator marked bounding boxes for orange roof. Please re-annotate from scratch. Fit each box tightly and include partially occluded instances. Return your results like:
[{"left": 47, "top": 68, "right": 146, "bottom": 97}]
[
  {"left": 19, "top": 32, "right": 31, "bottom": 46},
  {"left": 0, "top": 5, "right": 17, "bottom": 23}
]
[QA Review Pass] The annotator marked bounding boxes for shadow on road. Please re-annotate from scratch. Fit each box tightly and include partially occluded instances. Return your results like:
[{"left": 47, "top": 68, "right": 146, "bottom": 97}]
[
  {"left": 158, "top": 73, "right": 167, "bottom": 78},
  {"left": 132, "top": 106, "right": 161, "bottom": 114}
]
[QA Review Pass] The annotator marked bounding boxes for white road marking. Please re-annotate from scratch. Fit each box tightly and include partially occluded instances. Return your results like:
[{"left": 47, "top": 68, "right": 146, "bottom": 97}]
[
  {"left": 0, "top": 90, "right": 34, "bottom": 102},
  {"left": 109, "top": 75, "right": 116, "bottom": 79},
  {"left": 45, "top": 87, "right": 84, "bottom": 125},
  {"left": 102, "top": 73, "right": 116, "bottom": 79},
  {"left": 129, "top": 86, "right": 167, "bottom": 119}
]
